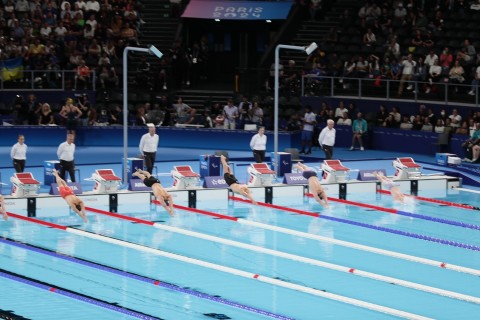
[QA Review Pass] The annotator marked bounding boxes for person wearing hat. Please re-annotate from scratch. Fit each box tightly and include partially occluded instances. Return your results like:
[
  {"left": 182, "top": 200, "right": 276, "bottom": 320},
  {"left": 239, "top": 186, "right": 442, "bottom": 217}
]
[{"left": 139, "top": 123, "right": 159, "bottom": 174}]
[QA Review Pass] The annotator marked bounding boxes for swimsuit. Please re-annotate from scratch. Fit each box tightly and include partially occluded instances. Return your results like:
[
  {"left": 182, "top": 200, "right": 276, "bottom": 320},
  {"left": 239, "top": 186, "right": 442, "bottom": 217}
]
[
  {"left": 224, "top": 173, "right": 239, "bottom": 186},
  {"left": 302, "top": 171, "right": 317, "bottom": 180},
  {"left": 59, "top": 186, "right": 74, "bottom": 198},
  {"left": 143, "top": 176, "right": 160, "bottom": 187}
]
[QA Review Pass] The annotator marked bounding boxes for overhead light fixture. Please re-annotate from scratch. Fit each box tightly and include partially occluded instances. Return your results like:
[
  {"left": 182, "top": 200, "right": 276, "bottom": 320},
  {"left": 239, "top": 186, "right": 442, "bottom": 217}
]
[
  {"left": 215, "top": 19, "right": 220, "bottom": 22},
  {"left": 148, "top": 45, "right": 163, "bottom": 59},
  {"left": 305, "top": 42, "right": 318, "bottom": 55},
  {"left": 266, "top": 20, "right": 272, "bottom": 23}
]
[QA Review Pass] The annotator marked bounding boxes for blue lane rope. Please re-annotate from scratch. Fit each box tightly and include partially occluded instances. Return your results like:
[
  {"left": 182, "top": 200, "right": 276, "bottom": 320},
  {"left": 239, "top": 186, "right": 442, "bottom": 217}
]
[{"left": 0, "top": 237, "right": 294, "bottom": 320}]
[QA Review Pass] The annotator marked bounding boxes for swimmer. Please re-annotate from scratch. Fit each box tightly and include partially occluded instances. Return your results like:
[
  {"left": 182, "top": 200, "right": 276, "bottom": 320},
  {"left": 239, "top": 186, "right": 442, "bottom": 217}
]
[
  {"left": 373, "top": 171, "right": 406, "bottom": 202},
  {"left": 52, "top": 169, "right": 87, "bottom": 222},
  {"left": 0, "top": 195, "right": 8, "bottom": 220},
  {"left": 296, "top": 162, "right": 329, "bottom": 207},
  {"left": 133, "top": 169, "right": 174, "bottom": 216},
  {"left": 220, "top": 155, "right": 257, "bottom": 204}
]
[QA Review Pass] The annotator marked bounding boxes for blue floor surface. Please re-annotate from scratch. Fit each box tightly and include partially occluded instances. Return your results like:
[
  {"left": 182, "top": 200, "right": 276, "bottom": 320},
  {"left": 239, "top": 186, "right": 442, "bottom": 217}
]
[{"left": 1, "top": 146, "right": 479, "bottom": 195}]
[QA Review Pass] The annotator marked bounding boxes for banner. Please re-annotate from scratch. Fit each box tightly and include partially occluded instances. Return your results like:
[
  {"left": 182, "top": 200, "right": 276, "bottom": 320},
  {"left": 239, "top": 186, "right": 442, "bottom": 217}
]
[
  {"left": 182, "top": 0, "right": 294, "bottom": 20},
  {"left": 1, "top": 57, "right": 24, "bottom": 81}
]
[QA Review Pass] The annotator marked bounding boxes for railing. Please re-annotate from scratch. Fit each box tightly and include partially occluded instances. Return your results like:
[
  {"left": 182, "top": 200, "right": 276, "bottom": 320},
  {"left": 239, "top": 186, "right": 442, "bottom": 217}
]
[
  {"left": 0, "top": 70, "right": 97, "bottom": 91},
  {"left": 300, "top": 75, "right": 480, "bottom": 107}
]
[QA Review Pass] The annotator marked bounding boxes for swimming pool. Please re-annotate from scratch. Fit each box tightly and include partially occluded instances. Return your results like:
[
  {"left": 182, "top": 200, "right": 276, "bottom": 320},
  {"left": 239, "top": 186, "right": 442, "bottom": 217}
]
[{"left": 0, "top": 187, "right": 479, "bottom": 319}]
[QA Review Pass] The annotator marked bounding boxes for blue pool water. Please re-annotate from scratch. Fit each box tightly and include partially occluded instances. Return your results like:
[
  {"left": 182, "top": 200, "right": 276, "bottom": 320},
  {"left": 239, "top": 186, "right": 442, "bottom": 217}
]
[{"left": 0, "top": 188, "right": 479, "bottom": 319}]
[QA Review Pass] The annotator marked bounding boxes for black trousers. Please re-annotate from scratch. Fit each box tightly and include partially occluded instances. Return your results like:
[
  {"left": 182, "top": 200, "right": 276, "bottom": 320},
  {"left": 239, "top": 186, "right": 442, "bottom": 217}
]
[
  {"left": 143, "top": 151, "right": 156, "bottom": 174},
  {"left": 13, "top": 159, "right": 26, "bottom": 173},
  {"left": 60, "top": 159, "right": 76, "bottom": 182},
  {"left": 322, "top": 145, "right": 333, "bottom": 160},
  {"left": 253, "top": 150, "right": 265, "bottom": 163}
]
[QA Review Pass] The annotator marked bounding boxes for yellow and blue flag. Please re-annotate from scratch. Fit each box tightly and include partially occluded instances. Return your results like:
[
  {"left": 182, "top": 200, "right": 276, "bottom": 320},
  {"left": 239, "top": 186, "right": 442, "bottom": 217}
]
[{"left": 1, "top": 57, "right": 24, "bottom": 81}]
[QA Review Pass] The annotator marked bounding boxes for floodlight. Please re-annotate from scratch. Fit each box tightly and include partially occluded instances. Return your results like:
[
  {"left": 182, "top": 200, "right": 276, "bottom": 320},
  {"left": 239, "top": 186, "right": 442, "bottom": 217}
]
[
  {"left": 305, "top": 42, "right": 318, "bottom": 55},
  {"left": 148, "top": 45, "right": 163, "bottom": 59}
]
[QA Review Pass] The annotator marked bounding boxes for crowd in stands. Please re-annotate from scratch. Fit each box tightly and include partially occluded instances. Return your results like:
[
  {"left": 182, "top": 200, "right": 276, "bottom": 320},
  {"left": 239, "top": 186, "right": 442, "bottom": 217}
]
[
  {"left": 0, "top": 0, "right": 145, "bottom": 90},
  {"left": 298, "top": 0, "right": 480, "bottom": 97}
]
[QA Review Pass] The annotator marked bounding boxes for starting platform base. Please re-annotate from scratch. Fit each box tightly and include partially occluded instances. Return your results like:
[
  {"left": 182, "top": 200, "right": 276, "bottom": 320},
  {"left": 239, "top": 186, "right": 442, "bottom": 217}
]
[{"left": 2, "top": 175, "right": 460, "bottom": 217}]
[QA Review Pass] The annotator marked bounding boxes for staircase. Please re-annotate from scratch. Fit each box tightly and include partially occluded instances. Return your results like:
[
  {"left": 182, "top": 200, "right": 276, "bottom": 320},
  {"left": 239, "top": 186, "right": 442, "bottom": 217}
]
[
  {"left": 139, "top": 0, "right": 179, "bottom": 51},
  {"left": 279, "top": 0, "right": 359, "bottom": 68}
]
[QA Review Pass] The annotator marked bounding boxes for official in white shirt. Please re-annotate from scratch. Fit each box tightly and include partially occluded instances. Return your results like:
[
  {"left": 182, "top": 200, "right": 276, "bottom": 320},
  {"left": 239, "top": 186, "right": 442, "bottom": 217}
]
[
  {"left": 250, "top": 126, "right": 267, "bottom": 163},
  {"left": 139, "top": 123, "right": 159, "bottom": 174},
  {"left": 318, "top": 119, "right": 336, "bottom": 159},
  {"left": 11, "top": 134, "right": 27, "bottom": 173},
  {"left": 57, "top": 134, "right": 77, "bottom": 182}
]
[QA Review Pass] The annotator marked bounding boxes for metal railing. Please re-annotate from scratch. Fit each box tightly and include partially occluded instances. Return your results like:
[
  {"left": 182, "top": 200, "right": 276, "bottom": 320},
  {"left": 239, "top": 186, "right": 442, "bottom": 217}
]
[
  {"left": 0, "top": 70, "right": 96, "bottom": 91},
  {"left": 300, "top": 75, "right": 480, "bottom": 107}
]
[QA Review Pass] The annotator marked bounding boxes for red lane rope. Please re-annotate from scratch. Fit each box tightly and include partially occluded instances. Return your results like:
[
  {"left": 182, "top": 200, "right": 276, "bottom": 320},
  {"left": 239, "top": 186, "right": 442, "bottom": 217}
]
[
  {"left": 85, "top": 207, "right": 155, "bottom": 226},
  {"left": 311, "top": 195, "right": 398, "bottom": 214},
  {"left": 229, "top": 196, "right": 320, "bottom": 217},
  {"left": 151, "top": 200, "right": 239, "bottom": 221},
  {"left": 377, "top": 189, "right": 477, "bottom": 210},
  {"left": 7, "top": 212, "right": 67, "bottom": 230}
]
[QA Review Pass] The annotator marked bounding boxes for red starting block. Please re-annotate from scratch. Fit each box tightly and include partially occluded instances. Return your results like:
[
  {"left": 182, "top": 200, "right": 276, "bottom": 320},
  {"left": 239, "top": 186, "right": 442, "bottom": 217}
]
[
  {"left": 171, "top": 165, "right": 200, "bottom": 189},
  {"left": 393, "top": 157, "right": 421, "bottom": 179},
  {"left": 247, "top": 163, "right": 276, "bottom": 187},
  {"left": 92, "top": 169, "right": 122, "bottom": 193},
  {"left": 11, "top": 172, "right": 41, "bottom": 197},
  {"left": 321, "top": 160, "right": 350, "bottom": 183}
]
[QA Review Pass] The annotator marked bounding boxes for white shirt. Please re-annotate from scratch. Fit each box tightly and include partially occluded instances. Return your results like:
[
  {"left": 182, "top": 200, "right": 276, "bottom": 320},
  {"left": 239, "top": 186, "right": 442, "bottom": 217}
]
[
  {"left": 401, "top": 59, "right": 416, "bottom": 75},
  {"left": 223, "top": 105, "right": 238, "bottom": 124},
  {"left": 57, "top": 142, "right": 75, "bottom": 161},
  {"left": 139, "top": 133, "right": 159, "bottom": 153},
  {"left": 11, "top": 142, "right": 27, "bottom": 160},
  {"left": 250, "top": 133, "right": 267, "bottom": 151},
  {"left": 424, "top": 54, "right": 438, "bottom": 67},
  {"left": 318, "top": 126, "right": 336, "bottom": 147},
  {"left": 303, "top": 112, "right": 316, "bottom": 132}
]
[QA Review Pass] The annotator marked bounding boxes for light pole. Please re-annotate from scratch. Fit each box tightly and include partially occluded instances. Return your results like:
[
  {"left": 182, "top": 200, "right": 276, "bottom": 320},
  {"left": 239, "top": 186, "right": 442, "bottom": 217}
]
[
  {"left": 273, "top": 42, "right": 317, "bottom": 174},
  {"left": 122, "top": 45, "right": 163, "bottom": 184}
]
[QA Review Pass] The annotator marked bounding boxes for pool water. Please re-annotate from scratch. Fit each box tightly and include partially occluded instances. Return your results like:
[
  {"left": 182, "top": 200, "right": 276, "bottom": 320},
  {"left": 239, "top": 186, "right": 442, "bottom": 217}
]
[{"left": 0, "top": 188, "right": 479, "bottom": 319}]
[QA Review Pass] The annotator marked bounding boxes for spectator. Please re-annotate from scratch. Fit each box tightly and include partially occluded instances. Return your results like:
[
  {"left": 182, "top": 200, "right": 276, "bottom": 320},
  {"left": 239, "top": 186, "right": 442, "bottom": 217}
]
[
  {"left": 350, "top": 112, "right": 367, "bottom": 150},
  {"left": 468, "top": 63, "right": 480, "bottom": 96},
  {"left": 448, "top": 60, "right": 465, "bottom": 93},
  {"left": 37, "top": 103, "right": 54, "bottom": 125},
  {"left": 363, "top": 28, "right": 376, "bottom": 47},
  {"left": 334, "top": 101, "right": 347, "bottom": 122},
  {"left": 74, "top": 60, "right": 91, "bottom": 89},
  {"left": 449, "top": 109, "right": 462, "bottom": 131},
  {"left": 300, "top": 105, "right": 316, "bottom": 154},
  {"left": 434, "top": 119, "right": 445, "bottom": 133},
  {"left": 439, "top": 47, "right": 453, "bottom": 72},
  {"left": 400, "top": 115, "right": 413, "bottom": 130},
  {"left": 223, "top": 98, "right": 238, "bottom": 129},
  {"left": 398, "top": 54, "right": 416, "bottom": 96},
  {"left": 172, "top": 97, "right": 196, "bottom": 125},
  {"left": 376, "top": 105, "right": 389, "bottom": 126},
  {"left": 250, "top": 101, "right": 263, "bottom": 127},
  {"left": 425, "top": 59, "right": 442, "bottom": 93},
  {"left": 337, "top": 111, "right": 351, "bottom": 126},
  {"left": 421, "top": 117, "right": 433, "bottom": 132}
]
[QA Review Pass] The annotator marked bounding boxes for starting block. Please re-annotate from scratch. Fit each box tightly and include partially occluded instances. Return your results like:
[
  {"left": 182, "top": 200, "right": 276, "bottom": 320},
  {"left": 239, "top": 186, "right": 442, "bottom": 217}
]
[
  {"left": 393, "top": 157, "right": 421, "bottom": 179},
  {"left": 247, "top": 163, "right": 276, "bottom": 187},
  {"left": 171, "top": 165, "right": 200, "bottom": 189},
  {"left": 11, "top": 172, "right": 41, "bottom": 197},
  {"left": 321, "top": 160, "right": 350, "bottom": 183},
  {"left": 92, "top": 169, "right": 122, "bottom": 193}
]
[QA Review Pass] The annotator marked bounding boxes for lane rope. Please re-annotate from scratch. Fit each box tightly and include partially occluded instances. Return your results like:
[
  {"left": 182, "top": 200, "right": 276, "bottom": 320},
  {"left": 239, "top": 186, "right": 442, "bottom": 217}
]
[
  {"left": 6, "top": 212, "right": 431, "bottom": 320},
  {"left": 377, "top": 189, "right": 480, "bottom": 211},
  {"left": 150, "top": 202, "right": 480, "bottom": 276},
  {"left": 0, "top": 268, "right": 162, "bottom": 320},
  {"left": 320, "top": 195, "right": 480, "bottom": 230},
  {"left": 99, "top": 207, "right": 480, "bottom": 304},
  {"left": 0, "top": 236, "right": 288, "bottom": 320},
  {"left": 229, "top": 197, "right": 480, "bottom": 252}
]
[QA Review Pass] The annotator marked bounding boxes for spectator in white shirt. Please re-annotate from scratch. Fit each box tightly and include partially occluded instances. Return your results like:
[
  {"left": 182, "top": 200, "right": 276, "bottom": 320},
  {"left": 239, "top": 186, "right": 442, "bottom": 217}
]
[
  {"left": 250, "top": 126, "right": 267, "bottom": 163},
  {"left": 57, "top": 134, "right": 77, "bottom": 182},
  {"left": 139, "top": 123, "right": 159, "bottom": 174},
  {"left": 424, "top": 50, "right": 439, "bottom": 67},
  {"left": 449, "top": 109, "right": 462, "bottom": 130},
  {"left": 398, "top": 54, "right": 416, "bottom": 96},
  {"left": 11, "top": 134, "right": 27, "bottom": 173},
  {"left": 300, "top": 105, "right": 316, "bottom": 154}
]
